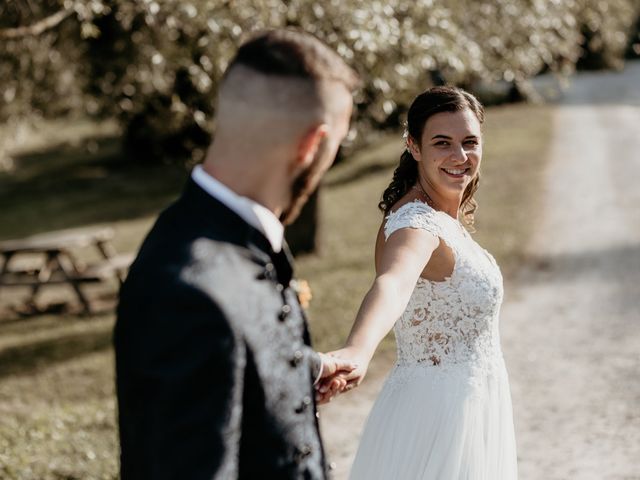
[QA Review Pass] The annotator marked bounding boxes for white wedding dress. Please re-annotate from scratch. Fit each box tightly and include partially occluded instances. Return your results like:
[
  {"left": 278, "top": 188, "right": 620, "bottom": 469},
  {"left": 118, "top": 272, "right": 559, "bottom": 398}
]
[{"left": 349, "top": 201, "right": 518, "bottom": 480}]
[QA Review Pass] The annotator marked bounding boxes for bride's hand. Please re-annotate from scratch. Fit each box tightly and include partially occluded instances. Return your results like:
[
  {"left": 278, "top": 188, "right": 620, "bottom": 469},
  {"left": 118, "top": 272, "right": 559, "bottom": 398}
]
[
  {"left": 327, "top": 346, "right": 370, "bottom": 391},
  {"left": 314, "top": 348, "right": 368, "bottom": 403},
  {"left": 314, "top": 353, "right": 357, "bottom": 404}
]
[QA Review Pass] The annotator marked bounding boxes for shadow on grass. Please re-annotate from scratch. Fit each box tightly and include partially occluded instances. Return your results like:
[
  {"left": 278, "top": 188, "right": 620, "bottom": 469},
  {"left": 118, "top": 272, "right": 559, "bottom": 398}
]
[
  {"left": 0, "top": 134, "right": 188, "bottom": 240},
  {"left": 324, "top": 160, "right": 394, "bottom": 188},
  {"left": 0, "top": 303, "right": 73, "bottom": 327},
  {"left": 0, "top": 326, "right": 113, "bottom": 379}
]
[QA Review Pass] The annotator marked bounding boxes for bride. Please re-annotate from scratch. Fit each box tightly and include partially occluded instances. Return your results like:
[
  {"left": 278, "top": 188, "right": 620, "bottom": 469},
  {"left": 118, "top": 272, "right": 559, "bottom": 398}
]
[{"left": 328, "top": 86, "right": 518, "bottom": 479}]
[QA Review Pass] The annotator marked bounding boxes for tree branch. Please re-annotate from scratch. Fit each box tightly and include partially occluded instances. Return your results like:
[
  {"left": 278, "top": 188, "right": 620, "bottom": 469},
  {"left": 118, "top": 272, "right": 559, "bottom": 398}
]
[{"left": 0, "top": 8, "right": 74, "bottom": 39}]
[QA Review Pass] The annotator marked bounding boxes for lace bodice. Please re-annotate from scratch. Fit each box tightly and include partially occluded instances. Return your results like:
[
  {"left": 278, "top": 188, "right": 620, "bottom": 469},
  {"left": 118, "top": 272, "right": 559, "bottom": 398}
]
[{"left": 384, "top": 201, "right": 504, "bottom": 371}]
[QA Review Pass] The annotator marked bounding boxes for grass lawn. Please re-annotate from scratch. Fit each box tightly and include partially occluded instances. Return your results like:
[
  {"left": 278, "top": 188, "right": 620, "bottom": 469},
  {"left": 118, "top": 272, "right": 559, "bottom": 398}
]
[{"left": 0, "top": 104, "right": 552, "bottom": 479}]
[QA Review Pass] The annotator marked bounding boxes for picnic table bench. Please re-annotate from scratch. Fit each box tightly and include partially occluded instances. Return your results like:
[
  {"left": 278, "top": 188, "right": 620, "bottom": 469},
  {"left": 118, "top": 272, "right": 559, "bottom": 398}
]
[{"left": 0, "top": 227, "right": 134, "bottom": 314}]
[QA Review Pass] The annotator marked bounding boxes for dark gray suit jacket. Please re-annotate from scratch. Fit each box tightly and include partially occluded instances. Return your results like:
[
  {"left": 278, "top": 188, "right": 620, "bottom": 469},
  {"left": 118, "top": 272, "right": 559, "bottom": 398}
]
[{"left": 114, "top": 178, "right": 328, "bottom": 479}]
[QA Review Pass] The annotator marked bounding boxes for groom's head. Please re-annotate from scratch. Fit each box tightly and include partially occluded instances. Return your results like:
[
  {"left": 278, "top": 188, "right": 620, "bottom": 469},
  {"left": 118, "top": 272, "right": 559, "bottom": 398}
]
[{"left": 206, "top": 29, "right": 359, "bottom": 224}]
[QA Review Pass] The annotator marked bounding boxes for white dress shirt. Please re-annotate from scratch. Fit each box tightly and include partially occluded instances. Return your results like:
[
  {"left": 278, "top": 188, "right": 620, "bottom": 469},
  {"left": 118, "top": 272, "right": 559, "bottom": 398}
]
[{"left": 191, "top": 165, "right": 284, "bottom": 252}]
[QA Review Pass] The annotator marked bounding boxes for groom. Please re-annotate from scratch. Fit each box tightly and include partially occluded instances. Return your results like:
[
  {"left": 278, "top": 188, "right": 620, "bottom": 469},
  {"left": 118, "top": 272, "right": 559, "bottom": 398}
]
[{"left": 114, "top": 29, "right": 360, "bottom": 479}]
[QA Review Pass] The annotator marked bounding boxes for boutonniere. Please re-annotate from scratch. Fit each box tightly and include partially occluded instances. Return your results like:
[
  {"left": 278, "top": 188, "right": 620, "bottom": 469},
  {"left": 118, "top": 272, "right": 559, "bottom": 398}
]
[{"left": 291, "top": 279, "right": 312, "bottom": 309}]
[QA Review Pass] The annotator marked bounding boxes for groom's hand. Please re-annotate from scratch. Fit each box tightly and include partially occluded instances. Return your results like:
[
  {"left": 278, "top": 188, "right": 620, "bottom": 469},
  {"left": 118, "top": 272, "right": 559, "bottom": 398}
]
[
  {"left": 325, "top": 347, "right": 369, "bottom": 393},
  {"left": 314, "top": 353, "right": 357, "bottom": 404}
]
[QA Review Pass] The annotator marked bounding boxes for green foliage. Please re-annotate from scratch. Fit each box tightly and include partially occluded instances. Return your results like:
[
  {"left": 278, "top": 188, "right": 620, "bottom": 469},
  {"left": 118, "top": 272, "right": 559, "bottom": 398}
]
[
  {"left": 0, "top": 1, "right": 87, "bottom": 119},
  {"left": 1, "top": 1, "right": 639, "bottom": 163},
  {"left": 576, "top": 0, "right": 640, "bottom": 69},
  {"left": 627, "top": 14, "right": 640, "bottom": 58}
]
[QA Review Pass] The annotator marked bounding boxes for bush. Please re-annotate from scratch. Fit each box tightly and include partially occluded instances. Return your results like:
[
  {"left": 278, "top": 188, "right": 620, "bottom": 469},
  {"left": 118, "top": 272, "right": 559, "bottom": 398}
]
[
  {"left": 0, "top": 1, "right": 88, "bottom": 120},
  {"left": 2, "top": 0, "right": 640, "bottom": 164},
  {"left": 576, "top": 0, "right": 639, "bottom": 69},
  {"left": 625, "top": 9, "right": 640, "bottom": 58}
]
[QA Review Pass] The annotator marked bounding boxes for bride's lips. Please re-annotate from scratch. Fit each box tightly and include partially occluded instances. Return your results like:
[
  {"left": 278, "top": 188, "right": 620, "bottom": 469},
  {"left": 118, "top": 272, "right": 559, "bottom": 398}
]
[{"left": 441, "top": 167, "right": 470, "bottom": 179}]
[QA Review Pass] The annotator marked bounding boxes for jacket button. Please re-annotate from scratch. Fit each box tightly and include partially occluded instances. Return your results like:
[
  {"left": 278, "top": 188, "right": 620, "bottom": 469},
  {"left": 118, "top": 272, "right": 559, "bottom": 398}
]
[
  {"left": 290, "top": 350, "right": 304, "bottom": 367},
  {"left": 258, "top": 263, "right": 276, "bottom": 280},
  {"left": 295, "top": 444, "right": 313, "bottom": 461},
  {"left": 279, "top": 304, "right": 291, "bottom": 321},
  {"left": 295, "top": 395, "right": 312, "bottom": 413}
]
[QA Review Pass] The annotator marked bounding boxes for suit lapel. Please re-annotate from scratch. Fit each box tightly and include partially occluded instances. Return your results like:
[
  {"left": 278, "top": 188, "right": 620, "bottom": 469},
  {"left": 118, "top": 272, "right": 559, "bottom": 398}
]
[{"left": 272, "top": 242, "right": 294, "bottom": 287}]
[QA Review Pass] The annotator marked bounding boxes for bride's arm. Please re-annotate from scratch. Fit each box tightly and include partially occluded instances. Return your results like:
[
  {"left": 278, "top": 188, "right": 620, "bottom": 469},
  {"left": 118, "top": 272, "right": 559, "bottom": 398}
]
[{"left": 330, "top": 226, "right": 439, "bottom": 386}]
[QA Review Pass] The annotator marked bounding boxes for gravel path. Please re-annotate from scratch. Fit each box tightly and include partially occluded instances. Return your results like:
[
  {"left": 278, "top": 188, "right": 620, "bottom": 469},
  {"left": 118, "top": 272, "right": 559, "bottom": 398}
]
[{"left": 320, "top": 61, "right": 640, "bottom": 480}]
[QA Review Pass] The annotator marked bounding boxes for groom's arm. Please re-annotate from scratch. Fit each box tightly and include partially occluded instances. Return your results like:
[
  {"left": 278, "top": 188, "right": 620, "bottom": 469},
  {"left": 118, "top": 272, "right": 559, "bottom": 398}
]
[
  {"left": 306, "top": 349, "right": 323, "bottom": 384},
  {"left": 115, "top": 282, "right": 245, "bottom": 480},
  {"left": 305, "top": 350, "right": 358, "bottom": 403}
]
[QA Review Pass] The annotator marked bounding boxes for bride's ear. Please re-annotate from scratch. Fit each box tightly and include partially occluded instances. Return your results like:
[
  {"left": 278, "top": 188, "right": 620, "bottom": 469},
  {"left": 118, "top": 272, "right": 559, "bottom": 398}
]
[{"left": 407, "top": 137, "right": 421, "bottom": 162}]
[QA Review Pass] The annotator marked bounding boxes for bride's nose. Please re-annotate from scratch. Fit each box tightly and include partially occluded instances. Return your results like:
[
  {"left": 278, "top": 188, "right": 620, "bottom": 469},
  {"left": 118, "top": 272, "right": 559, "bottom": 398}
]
[{"left": 450, "top": 144, "right": 468, "bottom": 163}]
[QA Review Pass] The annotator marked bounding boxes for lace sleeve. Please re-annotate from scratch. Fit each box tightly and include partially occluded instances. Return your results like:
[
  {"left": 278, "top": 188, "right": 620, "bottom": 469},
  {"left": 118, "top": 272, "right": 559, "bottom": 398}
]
[{"left": 384, "top": 201, "right": 442, "bottom": 241}]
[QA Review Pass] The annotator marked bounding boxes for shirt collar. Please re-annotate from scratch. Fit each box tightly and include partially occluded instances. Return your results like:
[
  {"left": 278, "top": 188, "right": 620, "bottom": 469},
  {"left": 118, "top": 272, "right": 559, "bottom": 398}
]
[{"left": 191, "top": 165, "right": 284, "bottom": 253}]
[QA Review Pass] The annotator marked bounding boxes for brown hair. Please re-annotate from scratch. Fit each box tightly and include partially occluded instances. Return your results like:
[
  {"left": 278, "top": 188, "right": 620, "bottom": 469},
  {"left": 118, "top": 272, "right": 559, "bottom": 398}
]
[
  {"left": 226, "top": 29, "right": 360, "bottom": 94},
  {"left": 379, "top": 86, "right": 485, "bottom": 227}
]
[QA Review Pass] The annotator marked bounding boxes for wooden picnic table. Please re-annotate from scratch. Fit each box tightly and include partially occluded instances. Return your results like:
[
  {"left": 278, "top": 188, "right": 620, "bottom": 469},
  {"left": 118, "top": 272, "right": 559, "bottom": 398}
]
[{"left": 0, "top": 226, "right": 133, "bottom": 314}]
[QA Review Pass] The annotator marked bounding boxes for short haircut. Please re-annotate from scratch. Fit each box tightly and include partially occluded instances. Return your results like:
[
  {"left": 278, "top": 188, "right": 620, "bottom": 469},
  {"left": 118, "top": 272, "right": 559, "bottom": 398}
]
[
  {"left": 217, "top": 29, "right": 359, "bottom": 125},
  {"left": 227, "top": 29, "right": 360, "bottom": 90}
]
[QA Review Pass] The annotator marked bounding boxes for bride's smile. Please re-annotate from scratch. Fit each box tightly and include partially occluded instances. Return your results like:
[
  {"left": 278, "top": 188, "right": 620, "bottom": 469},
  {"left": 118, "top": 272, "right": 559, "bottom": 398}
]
[{"left": 407, "top": 107, "right": 483, "bottom": 211}]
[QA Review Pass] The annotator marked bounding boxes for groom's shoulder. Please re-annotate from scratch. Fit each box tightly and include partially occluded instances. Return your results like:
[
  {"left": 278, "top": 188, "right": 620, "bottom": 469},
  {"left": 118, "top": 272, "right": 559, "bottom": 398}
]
[
  {"left": 117, "top": 234, "right": 269, "bottom": 334},
  {"left": 124, "top": 217, "right": 269, "bottom": 299},
  {"left": 182, "top": 235, "right": 267, "bottom": 288},
  {"left": 131, "top": 194, "right": 260, "bottom": 269},
  {"left": 129, "top": 231, "right": 264, "bottom": 287}
]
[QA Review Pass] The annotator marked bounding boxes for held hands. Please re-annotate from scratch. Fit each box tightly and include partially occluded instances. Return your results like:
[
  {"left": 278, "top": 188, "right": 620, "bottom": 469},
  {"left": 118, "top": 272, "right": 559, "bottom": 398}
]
[
  {"left": 314, "top": 348, "right": 369, "bottom": 404},
  {"left": 314, "top": 353, "right": 356, "bottom": 404}
]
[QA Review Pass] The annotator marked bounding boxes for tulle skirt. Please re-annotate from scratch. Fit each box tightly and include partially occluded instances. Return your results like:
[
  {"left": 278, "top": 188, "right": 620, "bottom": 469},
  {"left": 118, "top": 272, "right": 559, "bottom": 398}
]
[{"left": 349, "top": 361, "right": 518, "bottom": 480}]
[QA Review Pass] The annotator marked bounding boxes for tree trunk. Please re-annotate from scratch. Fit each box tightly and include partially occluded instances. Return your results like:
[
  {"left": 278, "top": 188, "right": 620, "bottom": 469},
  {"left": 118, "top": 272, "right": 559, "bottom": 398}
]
[{"left": 285, "top": 188, "right": 319, "bottom": 256}]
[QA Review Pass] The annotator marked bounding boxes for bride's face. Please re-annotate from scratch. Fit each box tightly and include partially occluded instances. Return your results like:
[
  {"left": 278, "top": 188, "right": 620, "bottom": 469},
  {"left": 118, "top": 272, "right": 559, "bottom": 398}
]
[{"left": 409, "top": 108, "right": 482, "bottom": 199}]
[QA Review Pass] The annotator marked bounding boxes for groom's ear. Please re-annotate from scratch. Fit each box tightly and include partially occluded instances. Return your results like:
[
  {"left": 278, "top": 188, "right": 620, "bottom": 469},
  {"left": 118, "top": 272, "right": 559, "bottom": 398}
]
[{"left": 290, "top": 123, "right": 329, "bottom": 174}]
